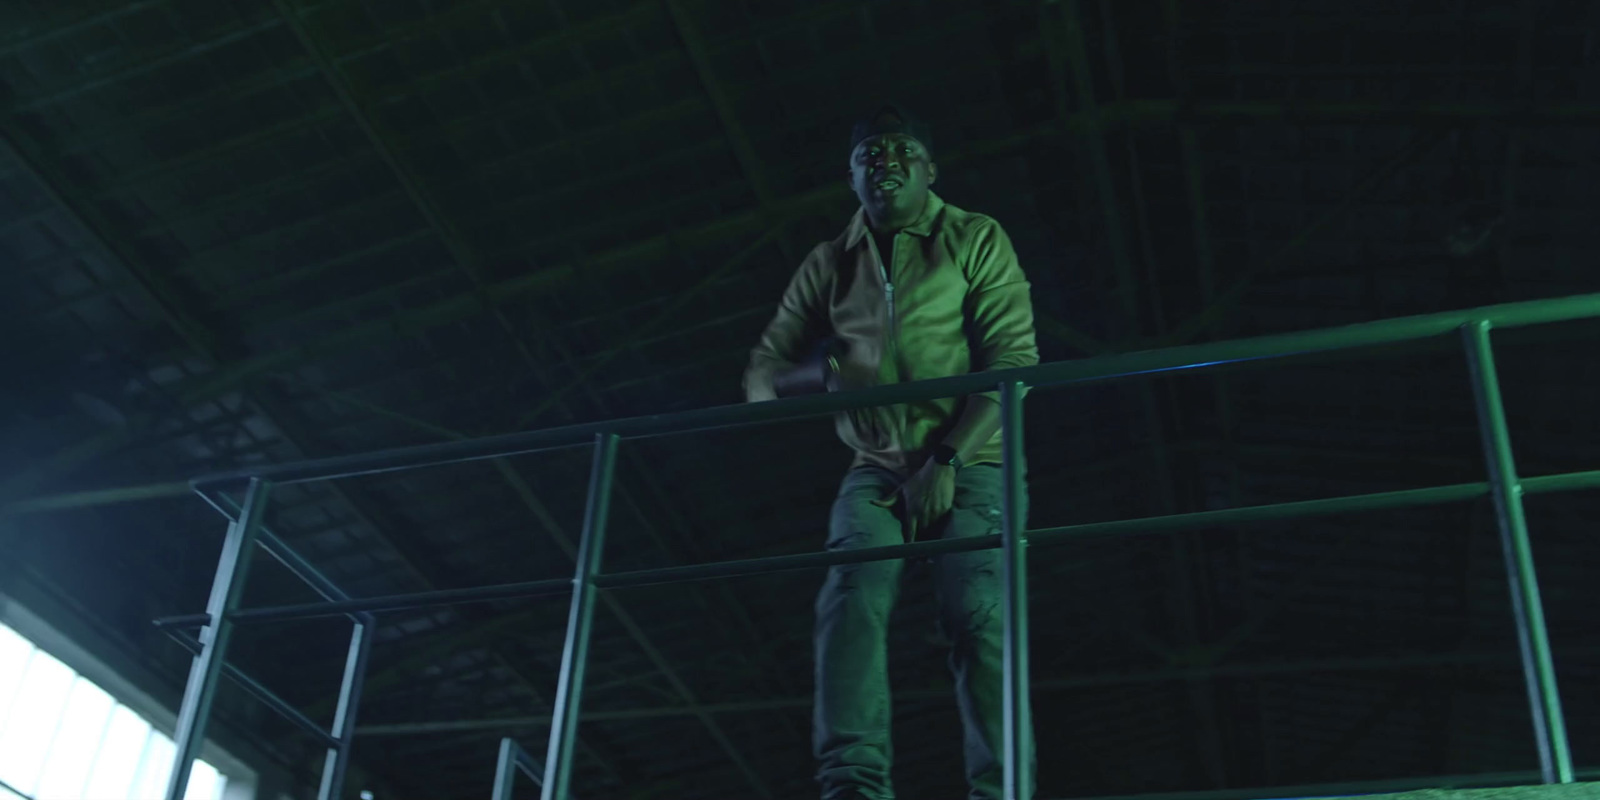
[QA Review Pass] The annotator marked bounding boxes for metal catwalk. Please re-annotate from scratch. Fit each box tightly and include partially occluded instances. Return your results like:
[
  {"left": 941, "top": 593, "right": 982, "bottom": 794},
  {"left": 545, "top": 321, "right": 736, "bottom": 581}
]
[{"left": 95, "top": 292, "right": 1600, "bottom": 800}]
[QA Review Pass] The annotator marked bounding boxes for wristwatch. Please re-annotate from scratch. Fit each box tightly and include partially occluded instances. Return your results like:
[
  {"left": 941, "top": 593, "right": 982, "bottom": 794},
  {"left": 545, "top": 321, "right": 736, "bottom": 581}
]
[{"left": 932, "top": 444, "right": 963, "bottom": 470}]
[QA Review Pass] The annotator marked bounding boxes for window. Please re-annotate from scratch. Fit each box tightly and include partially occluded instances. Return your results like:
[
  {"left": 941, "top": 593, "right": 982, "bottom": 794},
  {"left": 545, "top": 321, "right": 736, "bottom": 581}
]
[{"left": 0, "top": 622, "right": 230, "bottom": 800}]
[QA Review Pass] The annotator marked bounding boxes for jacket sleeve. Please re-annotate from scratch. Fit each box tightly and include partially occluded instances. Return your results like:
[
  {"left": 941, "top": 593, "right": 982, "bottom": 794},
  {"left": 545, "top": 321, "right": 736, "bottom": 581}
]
[
  {"left": 965, "top": 219, "right": 1039, "bottom": 404},
  {"left": 744, "top": 248, "right": 828, "bottom": 403}
]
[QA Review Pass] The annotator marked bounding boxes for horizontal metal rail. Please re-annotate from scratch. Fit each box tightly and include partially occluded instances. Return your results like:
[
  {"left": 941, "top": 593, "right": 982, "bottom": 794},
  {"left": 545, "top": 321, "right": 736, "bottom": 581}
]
[
  {"left": 1060, "top": 769, "right": 1600, "bottom": 800},
  {"left": 154, "top": 576, "right": 573, "bottom": 628},
  {"left": 197, "top": 488, "right": 376, "bottom": 626},
  {"left": 184, "top": 292, "right": 1600, "bottom": 488},
  {"left": 353, "top": 646, "right": 1600, "bottom": 736},
  {"left": 150, "top": 469, "right": 1600, "bottom": 628},
  {"left": 165, "top": 628, "right": 340, "bottom": 750}
]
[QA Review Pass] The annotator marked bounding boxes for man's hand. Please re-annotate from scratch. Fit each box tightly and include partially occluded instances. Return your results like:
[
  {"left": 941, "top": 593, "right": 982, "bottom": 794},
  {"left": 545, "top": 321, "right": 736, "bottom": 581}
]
[
  {"left": 828, "top": 355, "right": 877, "bottom": 394},
  {"left": 770, "top": 357, "right": 831, "bottom": 398},
  {"left": 771, "top": 347, "right": 875, "bottom": 398},
  {"left": 873, "top": 459, "right": 957, "bottom": 541}
]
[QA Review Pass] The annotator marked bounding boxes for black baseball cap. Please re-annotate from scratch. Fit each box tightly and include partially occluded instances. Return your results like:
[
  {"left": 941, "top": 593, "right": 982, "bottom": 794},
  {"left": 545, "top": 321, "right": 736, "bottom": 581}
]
[{"left": 849, "top": 103, "right": 933, "bottom": 156}]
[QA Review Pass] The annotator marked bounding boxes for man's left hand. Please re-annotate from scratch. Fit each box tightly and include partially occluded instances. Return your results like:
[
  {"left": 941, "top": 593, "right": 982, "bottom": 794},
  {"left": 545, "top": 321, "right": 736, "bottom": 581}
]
[{"left": 873, "top": 459, "right": 957, "bottom": 540}]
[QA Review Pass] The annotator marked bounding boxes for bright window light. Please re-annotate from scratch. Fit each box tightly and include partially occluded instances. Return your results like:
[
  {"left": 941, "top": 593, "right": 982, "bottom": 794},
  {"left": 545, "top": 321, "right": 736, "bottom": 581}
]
[
  {"left": 83, "top": 707, "right": 151, "bottom": 799},
  {"left": 186, "top": 758, "right": 225, "bottom": 800},
  {"left": 0, "top": 646, "right": 75, "bottom": 793},
  {"left": 34, "top": 677, "right": 115, "bottom": 799},
  {"left": 0, "top": 620, "right": 233, "bottom": 800},
  {"left": 130, "top": 734, "right": 177, "bottom": 800}
]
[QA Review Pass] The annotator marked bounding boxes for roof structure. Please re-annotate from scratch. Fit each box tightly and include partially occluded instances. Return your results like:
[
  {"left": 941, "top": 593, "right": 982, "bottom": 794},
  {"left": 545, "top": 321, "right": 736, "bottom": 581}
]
[{"left": 1, "top": 1, "right": 1598, "bottom": 798}]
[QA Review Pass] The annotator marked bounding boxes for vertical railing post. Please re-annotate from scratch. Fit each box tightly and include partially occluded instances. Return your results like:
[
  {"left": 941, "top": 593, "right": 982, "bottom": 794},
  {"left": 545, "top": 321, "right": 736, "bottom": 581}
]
[
  {"left": 318, "top": 615, "right": 376, "bottom": 800},
  {"left": 493, "top": 738, "right": 521, "bottom": 800},
  {"left": 166, "top": 477, "right": 273, "bottom": 800},
  {"left": 492, "top": 738, "right": 550, "bottom": 799},
  {"left": 541, "top": 433, "right": 621, "bottom": 800},
  {"left": 1462, "top": 320, "right": 1573, "bottom": 784},
  {"left": 999, "top": 381, "right": 1033, "bottom": 800}
]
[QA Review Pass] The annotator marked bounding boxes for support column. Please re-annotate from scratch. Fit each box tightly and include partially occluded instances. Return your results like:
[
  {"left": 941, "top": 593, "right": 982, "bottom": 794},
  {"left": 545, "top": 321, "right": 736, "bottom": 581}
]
[
  {"left": 165, "top": 477, "right": 272, "bottom": 800},
  {"left": 541, "top": 433, "right": 621, "bottom": 800},
  {"left": 1000, "top": 382, "right": 1033, "bottom": 800},
  {"left": 1462, "top": 320, "right": 1572, "bottom": 784}
]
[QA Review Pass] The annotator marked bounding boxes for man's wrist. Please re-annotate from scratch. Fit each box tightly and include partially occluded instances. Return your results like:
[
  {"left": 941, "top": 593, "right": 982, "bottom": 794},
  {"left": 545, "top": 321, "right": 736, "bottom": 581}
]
[{"left": 931, "top": 443, "right": 963, "bottom": 470}]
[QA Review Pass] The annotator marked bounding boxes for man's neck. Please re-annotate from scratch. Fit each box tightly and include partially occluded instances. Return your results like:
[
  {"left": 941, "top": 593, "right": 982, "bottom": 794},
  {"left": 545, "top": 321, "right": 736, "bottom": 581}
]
[
  {"left": 864, "top": 200, "right": 927, "bottom": 236},
  {"left": 866, "top": 216, "right": 909, "bottom": 236}
]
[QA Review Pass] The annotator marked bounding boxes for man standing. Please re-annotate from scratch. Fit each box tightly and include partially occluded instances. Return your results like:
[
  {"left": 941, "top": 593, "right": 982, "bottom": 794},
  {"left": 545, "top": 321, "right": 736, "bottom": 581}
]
[{"left": 744, "top": 105, "right": 1039, "bottom": 800}]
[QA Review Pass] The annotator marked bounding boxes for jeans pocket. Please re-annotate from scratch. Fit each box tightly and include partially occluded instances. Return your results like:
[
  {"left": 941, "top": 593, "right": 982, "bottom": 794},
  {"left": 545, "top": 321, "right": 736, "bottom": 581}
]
[{"left": 950, "top": 466, "right": 1024, "bottom": 532}]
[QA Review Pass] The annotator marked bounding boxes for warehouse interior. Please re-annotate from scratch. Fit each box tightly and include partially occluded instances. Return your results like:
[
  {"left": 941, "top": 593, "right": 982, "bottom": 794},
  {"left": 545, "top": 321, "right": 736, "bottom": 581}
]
[{"left": 0, "top": 0, "right": 1598, "bottom": 798}]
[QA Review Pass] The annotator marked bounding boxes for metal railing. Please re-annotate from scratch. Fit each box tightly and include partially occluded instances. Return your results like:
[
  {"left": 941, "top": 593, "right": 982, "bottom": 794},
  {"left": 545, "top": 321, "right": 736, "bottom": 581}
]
[
  {"left": 492, "top": 737, "right": 551, "bottom": 800},
  {"left": 140, "top": 292, "right": 1600, "bottom": 800}
]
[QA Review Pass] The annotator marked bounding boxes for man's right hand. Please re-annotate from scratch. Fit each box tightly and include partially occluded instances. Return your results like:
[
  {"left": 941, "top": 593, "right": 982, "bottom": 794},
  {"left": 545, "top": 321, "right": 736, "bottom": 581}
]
[
  {"left": 771, "top": 357, "right": 832, "bottom": 398},
  {"left": 828, "top": 356, "right": 877, "bottom": 394},
  {"left": 770, "top": 351, "right": 875, "bottom": 398}
]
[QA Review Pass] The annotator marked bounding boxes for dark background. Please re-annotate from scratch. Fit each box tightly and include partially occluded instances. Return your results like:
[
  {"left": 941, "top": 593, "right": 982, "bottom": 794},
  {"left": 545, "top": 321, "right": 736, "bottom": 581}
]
[{"left": 0, "top": 0, "right": 1597, "bottom": 798}]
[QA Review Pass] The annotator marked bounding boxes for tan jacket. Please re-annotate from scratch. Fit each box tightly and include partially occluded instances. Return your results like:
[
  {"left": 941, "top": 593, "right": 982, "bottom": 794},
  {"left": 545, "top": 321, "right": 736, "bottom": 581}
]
[{"left": 744, "top": 193, "right": 1039, "bottom": 474}]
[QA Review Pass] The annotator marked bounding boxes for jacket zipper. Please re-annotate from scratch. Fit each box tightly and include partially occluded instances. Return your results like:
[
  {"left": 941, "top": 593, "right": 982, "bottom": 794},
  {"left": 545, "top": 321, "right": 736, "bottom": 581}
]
[
  {"left": 880, "top": 267, "right": 896, "bottom": 338},
  {"left": 877, "top": 242, "right": 900, "bottom": 453},
  {"left": 875, "top": 237, "right": 898, "bottom": 345}
]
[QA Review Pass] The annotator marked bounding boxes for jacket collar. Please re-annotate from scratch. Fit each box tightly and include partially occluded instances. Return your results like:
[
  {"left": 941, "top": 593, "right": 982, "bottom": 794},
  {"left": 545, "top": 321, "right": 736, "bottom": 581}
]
[{"left": 844, "top": 191, "right": 945, "bottom": 250}]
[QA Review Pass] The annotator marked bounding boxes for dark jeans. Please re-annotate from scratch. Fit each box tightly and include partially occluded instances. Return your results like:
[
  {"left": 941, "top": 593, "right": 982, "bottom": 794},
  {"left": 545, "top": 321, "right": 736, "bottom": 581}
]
[{"left": 813, "top": 465, "right": 1036, "bottom": 800}]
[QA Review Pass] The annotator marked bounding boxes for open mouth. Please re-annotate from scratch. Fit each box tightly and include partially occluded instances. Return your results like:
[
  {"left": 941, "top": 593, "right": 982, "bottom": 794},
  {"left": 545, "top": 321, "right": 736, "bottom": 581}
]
[{"left": 875, "top": 178, "right": 903, "bottom": 191}]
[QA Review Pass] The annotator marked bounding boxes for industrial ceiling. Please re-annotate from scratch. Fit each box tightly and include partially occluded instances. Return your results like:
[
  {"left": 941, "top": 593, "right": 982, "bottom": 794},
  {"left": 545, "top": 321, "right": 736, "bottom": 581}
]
[{"left": 1, "top": 1, "right": 1597, "bottom": 798}]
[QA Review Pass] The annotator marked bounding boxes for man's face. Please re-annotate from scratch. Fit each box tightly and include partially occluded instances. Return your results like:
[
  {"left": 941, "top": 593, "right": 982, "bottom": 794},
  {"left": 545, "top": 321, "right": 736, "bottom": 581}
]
[{"left": 847, "top": 133, "right": 937, "bottom": 225}]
